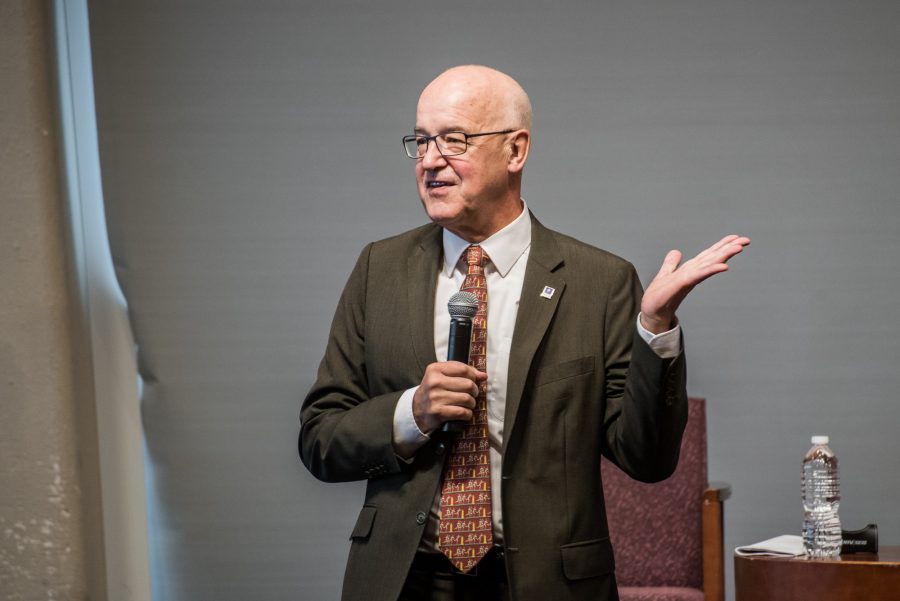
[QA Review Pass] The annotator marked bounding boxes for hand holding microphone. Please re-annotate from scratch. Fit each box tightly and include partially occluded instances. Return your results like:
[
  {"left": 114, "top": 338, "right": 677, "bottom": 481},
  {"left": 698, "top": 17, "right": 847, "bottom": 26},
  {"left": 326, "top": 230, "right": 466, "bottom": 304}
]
[{"left": 411, "top": 292, "right": 486, "bottom": 434}]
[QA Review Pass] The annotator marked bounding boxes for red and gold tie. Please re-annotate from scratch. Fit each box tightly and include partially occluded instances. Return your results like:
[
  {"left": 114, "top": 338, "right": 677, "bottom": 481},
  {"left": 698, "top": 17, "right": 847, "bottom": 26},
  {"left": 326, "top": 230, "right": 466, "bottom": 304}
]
[{"left": 438, "top": 245, "right": 493, "bottom": 572}]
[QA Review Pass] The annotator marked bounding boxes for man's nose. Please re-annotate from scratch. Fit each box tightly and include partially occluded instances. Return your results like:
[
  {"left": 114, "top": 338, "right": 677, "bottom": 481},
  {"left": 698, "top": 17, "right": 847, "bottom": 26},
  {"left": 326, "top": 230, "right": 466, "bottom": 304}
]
[{"left": 421, "top": 139, "right": 447, "bottom": 170}]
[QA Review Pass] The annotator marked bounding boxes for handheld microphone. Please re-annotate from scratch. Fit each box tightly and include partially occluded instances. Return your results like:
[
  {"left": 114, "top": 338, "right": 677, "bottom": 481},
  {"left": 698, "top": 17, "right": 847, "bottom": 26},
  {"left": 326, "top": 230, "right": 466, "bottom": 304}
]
[{"left": 441, "top": 291, "right": 479, "bottom": 433}]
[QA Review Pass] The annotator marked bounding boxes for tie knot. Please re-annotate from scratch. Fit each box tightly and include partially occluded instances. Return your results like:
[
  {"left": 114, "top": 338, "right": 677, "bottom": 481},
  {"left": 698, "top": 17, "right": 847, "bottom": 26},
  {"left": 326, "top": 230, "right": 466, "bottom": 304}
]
[{"left": 465, "top": 245, "right": 486, "bottom": 267}]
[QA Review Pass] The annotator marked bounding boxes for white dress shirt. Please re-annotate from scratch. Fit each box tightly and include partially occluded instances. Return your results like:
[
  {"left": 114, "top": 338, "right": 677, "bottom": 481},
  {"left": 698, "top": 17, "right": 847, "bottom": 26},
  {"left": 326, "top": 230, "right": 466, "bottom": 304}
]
[{"left": 392, "top": 202, "right": 681, "bottom": 548}]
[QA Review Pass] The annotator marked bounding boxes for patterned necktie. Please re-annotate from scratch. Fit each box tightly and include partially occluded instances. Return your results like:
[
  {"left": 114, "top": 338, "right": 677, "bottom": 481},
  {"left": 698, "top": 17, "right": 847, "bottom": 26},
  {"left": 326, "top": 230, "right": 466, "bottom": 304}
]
[{"left": 438, "top": 245, "right": 493, "bottom": 572}]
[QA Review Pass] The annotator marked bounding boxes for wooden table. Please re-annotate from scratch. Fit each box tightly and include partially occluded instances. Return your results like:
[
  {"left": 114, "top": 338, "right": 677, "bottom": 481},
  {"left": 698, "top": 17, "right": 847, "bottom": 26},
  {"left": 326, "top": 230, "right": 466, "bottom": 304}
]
[{"left": 735, "top": 546, "right": 900, "bottom": 601}]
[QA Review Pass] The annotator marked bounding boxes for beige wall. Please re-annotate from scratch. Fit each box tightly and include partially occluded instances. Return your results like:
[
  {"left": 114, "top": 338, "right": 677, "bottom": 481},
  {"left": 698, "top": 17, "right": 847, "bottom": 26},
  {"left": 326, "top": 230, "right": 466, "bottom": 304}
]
[{"left": 0, "top": 1, "right": 102, "bottom": 599}]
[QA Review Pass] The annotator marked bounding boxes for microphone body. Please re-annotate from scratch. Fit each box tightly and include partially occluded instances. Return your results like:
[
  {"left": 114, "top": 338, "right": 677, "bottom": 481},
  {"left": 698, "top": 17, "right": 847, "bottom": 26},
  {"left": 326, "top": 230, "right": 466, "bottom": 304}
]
[
  {"left": 442, "top": 291, "right": 479, "bottom": 433},
  {"left": 447, "top": 316, "right": 473, "bottom": 364}
]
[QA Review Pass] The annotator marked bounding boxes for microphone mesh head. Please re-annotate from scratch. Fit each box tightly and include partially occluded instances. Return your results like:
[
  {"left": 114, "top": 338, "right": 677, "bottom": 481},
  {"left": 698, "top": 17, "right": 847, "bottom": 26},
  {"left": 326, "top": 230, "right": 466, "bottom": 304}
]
[{"left": 448, "top": 291, "right": 479, "bottom": 319}]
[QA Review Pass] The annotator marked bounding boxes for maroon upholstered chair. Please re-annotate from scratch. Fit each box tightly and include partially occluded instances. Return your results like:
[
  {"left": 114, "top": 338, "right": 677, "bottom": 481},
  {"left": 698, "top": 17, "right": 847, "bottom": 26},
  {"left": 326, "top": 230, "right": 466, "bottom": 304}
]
[{"left": 601, "top": 397, "right": 730, "bottom": 601}]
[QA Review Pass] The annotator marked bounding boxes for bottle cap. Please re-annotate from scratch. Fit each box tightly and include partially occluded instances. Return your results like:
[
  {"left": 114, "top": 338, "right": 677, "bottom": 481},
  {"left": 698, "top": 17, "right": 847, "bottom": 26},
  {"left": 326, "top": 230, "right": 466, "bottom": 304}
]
[{"left": 811, "top": 435, "right": 829, "bottom": 445}]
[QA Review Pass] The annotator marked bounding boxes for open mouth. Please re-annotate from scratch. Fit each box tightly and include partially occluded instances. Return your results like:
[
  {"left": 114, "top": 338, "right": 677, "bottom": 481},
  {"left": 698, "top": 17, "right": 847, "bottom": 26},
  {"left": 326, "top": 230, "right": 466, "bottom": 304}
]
[{"left": 426, "top": 181, "right": 453, "bottom": 189}]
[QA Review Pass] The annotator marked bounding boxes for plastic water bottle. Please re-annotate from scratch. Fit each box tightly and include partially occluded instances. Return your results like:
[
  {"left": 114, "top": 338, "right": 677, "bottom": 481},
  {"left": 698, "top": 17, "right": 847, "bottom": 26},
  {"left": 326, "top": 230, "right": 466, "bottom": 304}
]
[{"left": 801, "top": 435, "right": 842, "bottom": 558}]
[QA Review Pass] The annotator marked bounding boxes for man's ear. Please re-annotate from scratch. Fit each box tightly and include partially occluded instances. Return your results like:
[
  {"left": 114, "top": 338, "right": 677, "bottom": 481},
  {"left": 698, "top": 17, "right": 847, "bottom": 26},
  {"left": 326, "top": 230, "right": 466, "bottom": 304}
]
[{"left": 507, "top": 130, "right": 531, "bottom": 174}]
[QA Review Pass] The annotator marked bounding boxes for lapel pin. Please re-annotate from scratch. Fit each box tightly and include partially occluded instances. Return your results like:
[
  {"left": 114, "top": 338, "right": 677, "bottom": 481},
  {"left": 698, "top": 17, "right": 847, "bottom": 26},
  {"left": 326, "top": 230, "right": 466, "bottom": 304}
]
[{"left": 540, "top": 286, "right": 555, "bottom": 299}]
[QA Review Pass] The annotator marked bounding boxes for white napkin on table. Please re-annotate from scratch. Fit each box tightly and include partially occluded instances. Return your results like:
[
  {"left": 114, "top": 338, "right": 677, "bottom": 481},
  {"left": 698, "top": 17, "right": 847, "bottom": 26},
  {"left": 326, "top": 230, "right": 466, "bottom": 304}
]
[{"left": 735, "top": 534, "right": 805, "bottom": 557}]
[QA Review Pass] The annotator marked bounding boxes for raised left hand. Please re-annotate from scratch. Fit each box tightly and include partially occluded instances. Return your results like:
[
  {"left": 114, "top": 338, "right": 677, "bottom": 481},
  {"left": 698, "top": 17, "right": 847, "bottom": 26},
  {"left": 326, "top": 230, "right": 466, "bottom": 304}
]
[{"left": 640, "top": 234, "right": 751, "bottom": 334}]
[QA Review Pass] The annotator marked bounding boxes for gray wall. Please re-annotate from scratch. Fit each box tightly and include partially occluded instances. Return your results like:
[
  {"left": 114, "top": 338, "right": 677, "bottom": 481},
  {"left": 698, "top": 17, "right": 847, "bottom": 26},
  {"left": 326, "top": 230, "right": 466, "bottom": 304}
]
[{"left": 86, "top": 1, "right": 900, "bottom": 599}]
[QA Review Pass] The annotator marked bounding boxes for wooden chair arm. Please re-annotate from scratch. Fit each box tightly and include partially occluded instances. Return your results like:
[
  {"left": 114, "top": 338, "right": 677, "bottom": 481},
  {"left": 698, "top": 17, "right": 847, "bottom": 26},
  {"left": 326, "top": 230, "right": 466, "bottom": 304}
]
[
  {"left": 702, "top": 482, "right": 730, "bottom": 601},
  {"left": 704, "top": 481, "right": 732, "bottom": 503}
]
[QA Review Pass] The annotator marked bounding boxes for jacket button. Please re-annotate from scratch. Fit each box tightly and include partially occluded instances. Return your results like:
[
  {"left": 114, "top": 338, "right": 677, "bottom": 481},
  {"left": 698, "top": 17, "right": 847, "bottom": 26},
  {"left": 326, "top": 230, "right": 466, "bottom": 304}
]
[
  {"left": 435, "top": 442, "right": 445, "bottom": 456},
  {"left": 416, "top": 512, "right": 427, "bottom": 525}
]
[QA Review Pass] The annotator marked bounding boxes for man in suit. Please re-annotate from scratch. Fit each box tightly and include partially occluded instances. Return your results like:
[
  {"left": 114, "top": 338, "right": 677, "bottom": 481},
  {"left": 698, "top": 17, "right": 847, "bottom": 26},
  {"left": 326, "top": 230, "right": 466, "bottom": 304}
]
[{"left": 299, "top": 65, "right": 749, "bottom": 601}]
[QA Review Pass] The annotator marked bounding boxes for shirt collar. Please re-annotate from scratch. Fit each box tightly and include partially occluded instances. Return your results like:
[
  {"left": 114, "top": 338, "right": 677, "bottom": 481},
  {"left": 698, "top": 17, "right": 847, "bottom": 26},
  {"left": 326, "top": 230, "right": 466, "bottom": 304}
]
[{"left": 442, "top": 201, "right": 532, "bottom": 277}]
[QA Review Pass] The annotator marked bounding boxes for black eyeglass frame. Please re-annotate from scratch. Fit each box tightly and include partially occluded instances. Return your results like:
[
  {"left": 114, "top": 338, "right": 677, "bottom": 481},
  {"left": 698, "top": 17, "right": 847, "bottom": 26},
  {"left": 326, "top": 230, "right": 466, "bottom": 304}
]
[{"left": 402, "top": 129, "right": 516, "bottom": 159}]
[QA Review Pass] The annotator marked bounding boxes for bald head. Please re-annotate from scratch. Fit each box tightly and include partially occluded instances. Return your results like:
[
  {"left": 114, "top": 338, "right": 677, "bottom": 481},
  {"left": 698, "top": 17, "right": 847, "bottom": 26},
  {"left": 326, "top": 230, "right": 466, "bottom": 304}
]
[
  {"left": 420, "top": 65, "right": 532, "bottom": 131},
  {"left": 413, "top": 65, "right": 532, "bottom": 242}
]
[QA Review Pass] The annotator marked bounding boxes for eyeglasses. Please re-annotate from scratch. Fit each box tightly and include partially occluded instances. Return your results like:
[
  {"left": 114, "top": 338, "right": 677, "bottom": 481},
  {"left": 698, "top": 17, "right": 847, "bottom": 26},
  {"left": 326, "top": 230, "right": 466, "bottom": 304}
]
[{"left": 403, "top": 130, "right": 515, "bottom": 159}]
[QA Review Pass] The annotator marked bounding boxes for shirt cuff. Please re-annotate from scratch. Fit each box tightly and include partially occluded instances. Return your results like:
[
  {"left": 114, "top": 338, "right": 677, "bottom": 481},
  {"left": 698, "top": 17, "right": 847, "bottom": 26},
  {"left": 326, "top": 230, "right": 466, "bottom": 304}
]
[
  {"left": 392, "top": 386, "right": 431, "bottom": 459},
  {"left": 636, "top": 313, "right": 682, "bottom": 359}
]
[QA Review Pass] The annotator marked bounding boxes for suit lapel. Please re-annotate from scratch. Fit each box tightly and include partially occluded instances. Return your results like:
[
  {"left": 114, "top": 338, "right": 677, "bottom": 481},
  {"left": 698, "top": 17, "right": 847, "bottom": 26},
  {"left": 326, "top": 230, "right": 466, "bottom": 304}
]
[
  {"left": 407, "top": 225, "right": 442, "bottom": 374},
  {"left": 503, "top": 216, "right": 566, "bottom": 456}
]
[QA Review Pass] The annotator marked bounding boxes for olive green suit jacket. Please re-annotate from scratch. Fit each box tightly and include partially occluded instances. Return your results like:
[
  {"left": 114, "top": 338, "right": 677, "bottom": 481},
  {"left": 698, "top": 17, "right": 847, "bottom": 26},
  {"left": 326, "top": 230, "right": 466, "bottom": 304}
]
[{"left": 299, "top": 214, "right": 688, "bottom": 601}]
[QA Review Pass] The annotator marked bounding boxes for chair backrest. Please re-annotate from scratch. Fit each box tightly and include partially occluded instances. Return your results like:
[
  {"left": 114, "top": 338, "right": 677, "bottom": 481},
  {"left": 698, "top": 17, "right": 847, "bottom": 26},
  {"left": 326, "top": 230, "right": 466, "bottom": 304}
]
[{"left": 600, "top": 397, "right": 707, "bottom": 588}]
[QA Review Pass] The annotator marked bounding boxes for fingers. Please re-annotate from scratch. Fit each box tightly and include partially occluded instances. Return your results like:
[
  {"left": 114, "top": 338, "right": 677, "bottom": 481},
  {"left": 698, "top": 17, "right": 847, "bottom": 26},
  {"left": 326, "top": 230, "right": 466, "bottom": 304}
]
[
  {"left": 436, "top": 360, "right": 486, "bottom": 381},
  {"left": 651, "top": 234, "right": 749, "bottom": 292},
  {"left": 664, "top": 249, "right": 682, "bottom": 269},
  {"left": 710, "top": 235, "right": 750, "bottom": 256},
  {"left": 663, "top": 235, "right": 749, "bottom": 277},
  {"left": 710, "top": 237, "right": 750, "bottom": 267},
  {"left": 656, "top": 249, "right": 682, "bottom": 278},
  {"left": 413, "top": 361, "right": 486, "bottom": 433},
  {"left": 711, "top": 234, "right": 741, "bottom": 250},
  {"left": 721, "top": 244, "right": 746, "bottom": 263},
  {"left": 686, "top": 256, "right": 733, "bottom": 285},
  {"left": 691, "top": 235, "right": 750, "bottom": 266}
]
